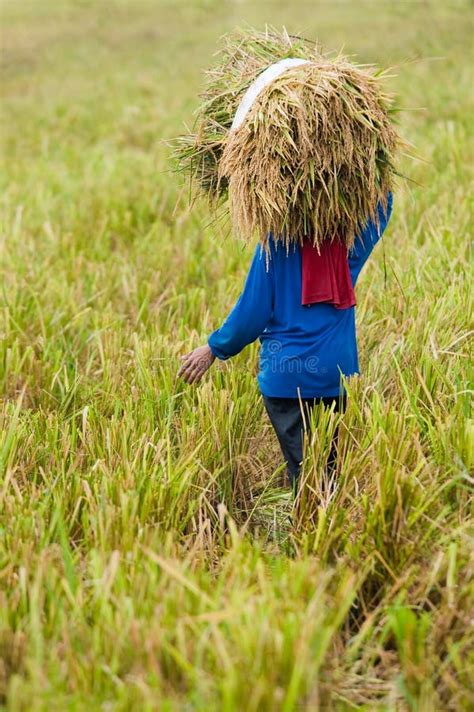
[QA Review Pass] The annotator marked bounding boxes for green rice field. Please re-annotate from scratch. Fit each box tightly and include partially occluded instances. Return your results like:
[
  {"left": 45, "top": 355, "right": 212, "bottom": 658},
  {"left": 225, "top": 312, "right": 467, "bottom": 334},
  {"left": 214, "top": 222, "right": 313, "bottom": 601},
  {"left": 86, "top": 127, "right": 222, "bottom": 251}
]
[{"left": 1, "top": 1, "right": 473, "bottom": 709}]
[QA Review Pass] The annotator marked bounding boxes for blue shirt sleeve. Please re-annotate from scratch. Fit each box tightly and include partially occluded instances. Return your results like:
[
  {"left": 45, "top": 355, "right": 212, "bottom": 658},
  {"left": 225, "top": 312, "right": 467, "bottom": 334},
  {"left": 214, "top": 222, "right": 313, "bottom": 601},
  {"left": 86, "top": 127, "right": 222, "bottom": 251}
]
[
  {"left": 349, "top": 193, "right": 393, "bottom": 286},
  {"left": 208, "top": 243, "right": 274, "bottom": 360}
]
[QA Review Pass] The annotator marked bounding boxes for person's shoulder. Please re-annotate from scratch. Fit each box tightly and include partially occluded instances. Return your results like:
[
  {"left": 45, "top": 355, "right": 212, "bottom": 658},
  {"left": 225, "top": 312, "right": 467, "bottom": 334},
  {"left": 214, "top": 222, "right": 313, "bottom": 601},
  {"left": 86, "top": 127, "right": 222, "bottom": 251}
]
[
  {"left": 379, "top": 191, "right": 393, "bottom": 219},
  {"left": 265, "top": 233, "right": 301, "bottom": 261},
  {"left": 364, "top": 192, "right": 394, "bottom": 238},
  {"left": 374, "top": 192, "right": 393, "bottom": 235}
]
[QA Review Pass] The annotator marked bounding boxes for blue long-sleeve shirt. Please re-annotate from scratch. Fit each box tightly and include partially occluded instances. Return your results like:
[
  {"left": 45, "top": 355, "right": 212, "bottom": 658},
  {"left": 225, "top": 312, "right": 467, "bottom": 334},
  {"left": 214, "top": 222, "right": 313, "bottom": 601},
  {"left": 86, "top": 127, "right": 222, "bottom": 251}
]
[{"left": 208, "top": 195, "right": 393, "bottom": 398}]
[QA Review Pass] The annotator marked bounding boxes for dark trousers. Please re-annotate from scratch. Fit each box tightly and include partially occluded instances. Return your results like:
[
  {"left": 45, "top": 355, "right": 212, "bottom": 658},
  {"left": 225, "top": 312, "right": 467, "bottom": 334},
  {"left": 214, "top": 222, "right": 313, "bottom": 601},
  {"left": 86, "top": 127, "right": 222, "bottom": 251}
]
[{"left": 263, "top": 395, "right": 346, "bottom": 487}]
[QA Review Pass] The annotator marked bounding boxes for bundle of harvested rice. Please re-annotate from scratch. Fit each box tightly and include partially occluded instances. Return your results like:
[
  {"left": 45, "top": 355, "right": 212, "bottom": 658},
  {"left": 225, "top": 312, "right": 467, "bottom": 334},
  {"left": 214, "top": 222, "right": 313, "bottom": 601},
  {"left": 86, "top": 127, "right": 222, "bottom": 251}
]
[{"left": 175, "top": 27, "right": 401, "bottom": 250}]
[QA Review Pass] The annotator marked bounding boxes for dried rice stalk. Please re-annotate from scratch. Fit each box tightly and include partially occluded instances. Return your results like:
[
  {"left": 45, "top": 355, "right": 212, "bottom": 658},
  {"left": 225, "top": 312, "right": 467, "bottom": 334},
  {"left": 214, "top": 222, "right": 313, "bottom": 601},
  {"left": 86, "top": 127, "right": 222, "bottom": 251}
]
[{"left": 174, "top": 27, "right": 401, "bottom": 250}]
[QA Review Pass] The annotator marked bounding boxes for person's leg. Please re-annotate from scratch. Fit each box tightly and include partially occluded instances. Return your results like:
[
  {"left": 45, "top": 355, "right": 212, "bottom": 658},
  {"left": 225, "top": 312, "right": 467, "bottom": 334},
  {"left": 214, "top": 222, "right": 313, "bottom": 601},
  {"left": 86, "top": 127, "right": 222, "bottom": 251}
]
[
  {"left": 262, "top": 396, "right": 305, "bottom": 488},
  {"left": 263, "top": 394, "right": 347, "bottom": 492}
]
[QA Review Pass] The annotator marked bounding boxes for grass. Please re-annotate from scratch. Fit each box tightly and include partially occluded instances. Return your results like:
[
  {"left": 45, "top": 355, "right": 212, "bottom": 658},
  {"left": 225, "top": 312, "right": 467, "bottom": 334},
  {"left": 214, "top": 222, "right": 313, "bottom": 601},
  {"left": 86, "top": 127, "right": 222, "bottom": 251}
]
[{"left": 0, "top": 0, "right": 473, "bottom": 710}]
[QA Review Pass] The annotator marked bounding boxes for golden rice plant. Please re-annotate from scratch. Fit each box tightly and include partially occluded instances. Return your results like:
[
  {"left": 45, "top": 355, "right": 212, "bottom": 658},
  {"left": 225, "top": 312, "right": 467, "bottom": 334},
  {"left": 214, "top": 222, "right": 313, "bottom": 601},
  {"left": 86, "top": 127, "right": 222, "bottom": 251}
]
[{"left": 175, "top": 26, "right": 401, "bottom": 249}]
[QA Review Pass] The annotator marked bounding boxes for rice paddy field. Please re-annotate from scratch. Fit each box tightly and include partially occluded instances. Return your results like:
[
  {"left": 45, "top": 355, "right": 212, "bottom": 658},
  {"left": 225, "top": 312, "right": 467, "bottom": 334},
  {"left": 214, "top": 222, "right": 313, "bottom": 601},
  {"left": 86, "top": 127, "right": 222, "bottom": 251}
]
[{"left": 1, "top": 1, "right": 473, "bottom": 710}]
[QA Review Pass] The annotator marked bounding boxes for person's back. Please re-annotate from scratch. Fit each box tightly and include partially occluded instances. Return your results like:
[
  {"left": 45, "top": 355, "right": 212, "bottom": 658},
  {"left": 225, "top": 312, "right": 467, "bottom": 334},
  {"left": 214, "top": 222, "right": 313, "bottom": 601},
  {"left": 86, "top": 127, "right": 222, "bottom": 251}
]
[
  {"left": 259, "top": 239, "right": 362, "bottom": 398},
  {"left": 208, "top": 196, "right": 393, "bottom": 398}
]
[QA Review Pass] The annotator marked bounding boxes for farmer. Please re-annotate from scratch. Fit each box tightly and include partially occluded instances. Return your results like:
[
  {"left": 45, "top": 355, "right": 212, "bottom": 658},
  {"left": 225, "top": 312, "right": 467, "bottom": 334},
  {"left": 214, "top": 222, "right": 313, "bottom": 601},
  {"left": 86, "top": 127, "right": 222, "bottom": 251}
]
[{"left": 178, "top": 194, "right": 393, "bottom": 489}]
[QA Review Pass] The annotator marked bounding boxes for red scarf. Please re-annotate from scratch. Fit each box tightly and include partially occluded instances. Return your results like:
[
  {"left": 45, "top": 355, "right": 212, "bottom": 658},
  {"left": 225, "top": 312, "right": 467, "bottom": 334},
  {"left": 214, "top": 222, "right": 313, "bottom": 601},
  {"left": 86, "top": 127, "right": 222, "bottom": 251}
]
[{"left": 301, "top": 239, "right": 356, "bottom": 309}]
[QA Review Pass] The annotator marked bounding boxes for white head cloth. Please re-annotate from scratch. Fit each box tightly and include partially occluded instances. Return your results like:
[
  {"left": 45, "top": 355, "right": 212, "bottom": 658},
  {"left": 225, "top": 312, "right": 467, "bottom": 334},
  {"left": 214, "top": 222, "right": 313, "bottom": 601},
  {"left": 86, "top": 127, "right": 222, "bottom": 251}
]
[{"left": 230, "top": 57, "right": 310, "bottom": 131}]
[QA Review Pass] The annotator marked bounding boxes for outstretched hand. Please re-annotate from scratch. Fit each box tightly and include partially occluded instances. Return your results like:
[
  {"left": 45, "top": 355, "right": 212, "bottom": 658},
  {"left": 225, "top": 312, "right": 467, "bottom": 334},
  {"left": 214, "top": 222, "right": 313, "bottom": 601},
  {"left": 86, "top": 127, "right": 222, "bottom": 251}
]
[{"left": 178, "top": 344, "right": 215, "bottom": 384}]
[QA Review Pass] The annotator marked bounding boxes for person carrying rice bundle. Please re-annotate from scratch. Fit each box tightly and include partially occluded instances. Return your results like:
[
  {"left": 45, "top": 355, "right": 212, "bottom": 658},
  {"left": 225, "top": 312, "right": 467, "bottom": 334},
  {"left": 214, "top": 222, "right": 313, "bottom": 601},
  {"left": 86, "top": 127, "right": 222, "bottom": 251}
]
[{"left": 177, "top": 28, "right": 398, "bottom": 489}]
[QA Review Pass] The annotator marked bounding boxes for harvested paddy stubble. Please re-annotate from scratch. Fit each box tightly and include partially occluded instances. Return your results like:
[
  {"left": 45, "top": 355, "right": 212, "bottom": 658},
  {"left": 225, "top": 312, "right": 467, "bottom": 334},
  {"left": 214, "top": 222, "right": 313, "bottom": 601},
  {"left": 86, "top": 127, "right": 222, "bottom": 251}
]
[{"left": 176, "top": 27, "right": 400, "bottom": 249}]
